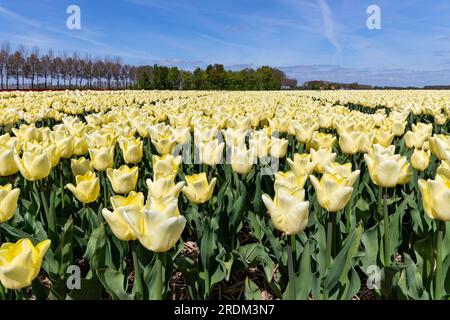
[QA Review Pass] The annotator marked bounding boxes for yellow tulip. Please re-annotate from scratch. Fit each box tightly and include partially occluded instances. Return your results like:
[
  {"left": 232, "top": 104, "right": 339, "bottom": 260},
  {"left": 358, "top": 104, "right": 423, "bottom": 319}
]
[
  {"left": 72, "top": 134, "right": 89, "bottom": 156},
  {"left": 102, "top": 206, "right": 138, "bottom": 241},
  {"left": 339, "top": 130, "right": 362, "bottom": 155},
  {"left": 429, "top": 134, "right": 450, "bottom": 161},
  {"left": 0, "top": 239, "right": 50, "bottom": 289},
  {"left": 198, "top": 139, "right": 224, "bottom": 166},
  {"left": 262, "top": 187, "right": 309, "bottom": 235},
  {"left": 0, "top": 146, "right": 19, "bottom": 176},
  {"left": 357, "top": 132, "right": 375, "bottom": 153},
  {"left": 153, "top": 154, "right": 182, "bottom": 180},
  {"left": 222, "top": 128, "right": 247, "bottom": 147},
  {"left": 230, "top": 145, "right": 255, "bottom": 175},
  {"left": 14, "top": 148, "right": 52, "bottom": 181},
  {"left": 391, "top": 117, "right": 407, "bottom": 136},
  {"left": 106, "top": 165, "right": 138, "bottom": 195},
  {"left": 436, "top": 160, "right": 450, "bottom": 179},
  {"left": 12, "top": 124, "right": 42, "bottom": 142},
  {"left": 435, "top": 113, "right": 447, "bottom": 126},
  {"left": 89, "top": 146, "right": 115, "bottom": 171},
  {"left": 364, "top": 144, "right": 411, "bottom": 188},
  {"left": 118, "top": 136, "right": 143, "bottom": 164},
  {"left": 411, "top": 149, "right": 431, "bottom": 172},
  {"left": 66, "top": 171, "right": 100, "bottom": 203},
  {"left": 123, "top": 199, "right": 186, "bottom": 252},
  {"left": 169, "top": 112, "right": 192, "bottom": 127},
  {"left": 274, "top": 170, "right": 308, "bottom": 193},
  {"left": 85, "top": 131, "right": 117, "bottom": 148},
  {"left": 309, "top": 132, "right": 336, "bottom": 150},
  {"left": 269, "top": 137, "right": 288, "bottom": 159},
  {"left": 110, "top": 191, "right": 145, "bottom": 210},
  {"left": 310, "top": 164, "right": 360, "bottom": 212},
  {"left": 71, "top": 157, "right": 93, "bottom": 177},
  {"left": 151, "top": 136, "right": 177, "bottom": 155},
  {"left": 182, "top": 172, "right": 216, "bottom": 204},
  {"left": 146, "top": 177, "right": 185, "bottom": 200},
  {"left": 0, "top": 184, "right": 20, "bottom": 223},
  {"left": 148, "top": 123, "right": 173, "bottom": 141},
  {"left": 249, "top": 132, "right": 270, "bottom": 159},
  {"left": 268, "top": 118, "right": 290, "bottom": 133},
  {"left": 44, "top": 143, "right": 61, "bottom": 168},
  {"left": 404, "top": 123, "right": 433, "bottom": 149},
  {"left": 291, "top": 122, "right": 318, "bottom": 144},
  {"left": 55, "top": 134, "right": 74, "bottom": 159},
  {"left": 172, "top": 126, "right": 191, "bottom": 145},
  {"left": 194, "top": 126, "right": 219, "bottom": 145},
  {"left": 287, "top": 153, "right": 315, "bottom": 176},
  {"left": 310, "top": 148, "right": 337, "bottom": 174},
  {"left": 324, "top": 163, "right": 361, "bottom": 185},
  {"left": 374, "top": 129, "right": 395, "bottom": 147},
  {"left": 419, "top": 174, "right": 450, "bottom": 221}
]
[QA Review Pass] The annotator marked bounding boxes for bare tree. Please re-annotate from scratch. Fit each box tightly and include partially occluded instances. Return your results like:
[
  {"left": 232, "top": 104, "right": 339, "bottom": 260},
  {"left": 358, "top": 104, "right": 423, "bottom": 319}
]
[
  {"left": 18, "top": 45, "right": 27, "bottom": 88},
  {"left": 40, "top": 53, "right": 51, "bottom": 89},
  {"left": 2, "top": 41, "right": 11, "bottom": 89}
]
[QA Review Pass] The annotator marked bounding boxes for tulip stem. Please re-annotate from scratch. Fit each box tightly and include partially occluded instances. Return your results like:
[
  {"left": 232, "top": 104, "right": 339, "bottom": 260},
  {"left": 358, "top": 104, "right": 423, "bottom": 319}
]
[
  {"left": 101, "top": 171, "right": 108, "bottom": 209},
  {"left": 15, "top": 289, "right": 24, "bottom": 300},
  {"left": 383, "top": 188, "right": 391, "bottom": 266},
  {"left": 154, "top": 252, "right": 163, "bottom": 300},
  {"left": 0, "top": 283, "right": 5, "bottom": 300},
  {"left": 323, "top": 212, "right": 335, "bottom": 300},
  {"left": 37, "top": 180, "right": 54, "bottom": 239},
  {"left": 377, "top": 186, "right": 383, "bottom": 222},
  {"left": 60, "top": 161, "right": 64, "bottom": 211},
  {"left": 435, "top": 221, "right": 445, "bottom": 300},
  {"left": 131, "top": 241, "right": 143, "bottom": 299},
  {"left": 286, "top": 234, "right": 296, "bottom": 300}
]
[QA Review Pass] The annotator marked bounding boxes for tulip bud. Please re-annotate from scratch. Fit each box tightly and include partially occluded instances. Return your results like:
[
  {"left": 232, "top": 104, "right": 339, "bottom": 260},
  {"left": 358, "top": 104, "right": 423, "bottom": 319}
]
[
  {"left": 89, "top": 146, "right": 115, "bottom": 171},
  {"left": 262, "top": 187, "right": 309, "bottom": 235},
  {"left": 230, "top": 145, "right": 255, "bottom": 175},
  {"left": 411, "top": 149, "right": 431, "bottom": 172},
  {"left": 198, "top": 139, "right": 224, "bottom": 166},
  {"left": 71, "top": 157, "right": 93, "bottom": 177},
  {"left": 0, "top": 239, "right": 50, "bottom": 289},
  {"left": 0, "top": 146, "right": 19, "bottom": 176},
  {"left": 66, "top": 171, "right": 100, "bottom": 204},
  {"left": 0, "top": 184, "right": 20, "bottom": 223},
  {"left": 182, "top": 172, "right": 216, "bottom": 204},
  {"left": 118, "top": 136, "right": 143, "bottom": 164},
  {"left": 123, "top": 200, "right": 186, "bottom": 252},
  {"left": 287, "top": 153, "right": 315, "bottom": 176},
  {"left": 364, "top": 144, "right": 411, "bottom": 188},
  {"left": 419, "top": 174, "right": 450, "bottom": 221},
  {"left": 153, "top": 154, "right": 182, "bottom": 180},
  {"left": 14, "top": 148, "right": 52, "bottom": 181},
  {"left": 106, "top": 165, "right": 139, "bottom": 195},
  {"left": 310, "top": 148, "right": 336, "bottom": 174},
  {"left": 102, "top": 206, "right": 138, "bottom": 241}
]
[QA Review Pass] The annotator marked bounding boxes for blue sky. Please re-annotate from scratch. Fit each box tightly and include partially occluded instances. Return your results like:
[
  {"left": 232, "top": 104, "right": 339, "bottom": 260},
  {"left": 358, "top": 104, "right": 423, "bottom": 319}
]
[{"left": 1, "top": 0, "right": 450, "bottom": 86}]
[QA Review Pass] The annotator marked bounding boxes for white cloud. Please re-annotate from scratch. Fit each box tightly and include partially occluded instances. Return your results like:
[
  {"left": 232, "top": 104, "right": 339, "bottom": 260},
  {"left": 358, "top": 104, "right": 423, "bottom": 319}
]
[
  {"left": 0, "top": 5, "right": 40, "bottom": 28},
  {"left": 317, "top": 0, "right": 341, "bottom": 52}
]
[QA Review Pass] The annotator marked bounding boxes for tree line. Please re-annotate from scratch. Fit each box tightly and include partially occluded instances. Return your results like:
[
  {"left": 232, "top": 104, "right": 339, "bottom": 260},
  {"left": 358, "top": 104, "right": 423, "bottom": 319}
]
[
  {"left": 136, "top": 64, "right": 296, "bottom": 90},
  {"left": 0, "top": 41, "right": 297, "bottom": 91},
  {"left": 0, "top": 41, "right": 136, "bottom": 90}
]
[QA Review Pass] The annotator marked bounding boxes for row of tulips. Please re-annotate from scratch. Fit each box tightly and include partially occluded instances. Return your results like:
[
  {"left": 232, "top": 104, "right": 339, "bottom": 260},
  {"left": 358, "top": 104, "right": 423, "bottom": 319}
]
[{"left": 0, "top": 90, "right": 450, "bottom": 300}]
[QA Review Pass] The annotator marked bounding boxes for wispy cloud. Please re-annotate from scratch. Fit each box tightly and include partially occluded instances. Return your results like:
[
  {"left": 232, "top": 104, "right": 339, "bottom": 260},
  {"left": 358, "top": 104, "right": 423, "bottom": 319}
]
[
  {"left": 317, "top": 0, "right": 341, "bottom": 52},
  {"left": 0, "top": 5, "right": 40, "bottom": 28},
  {"left": 193, "top": 32, "right": 256, "bottom": 50}
]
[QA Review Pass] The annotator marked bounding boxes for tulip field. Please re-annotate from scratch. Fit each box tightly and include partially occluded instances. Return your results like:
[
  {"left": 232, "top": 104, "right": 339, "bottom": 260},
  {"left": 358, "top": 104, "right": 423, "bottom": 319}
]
[{"left": 1, "top": 89, "right": 450, "bottom": 300}]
